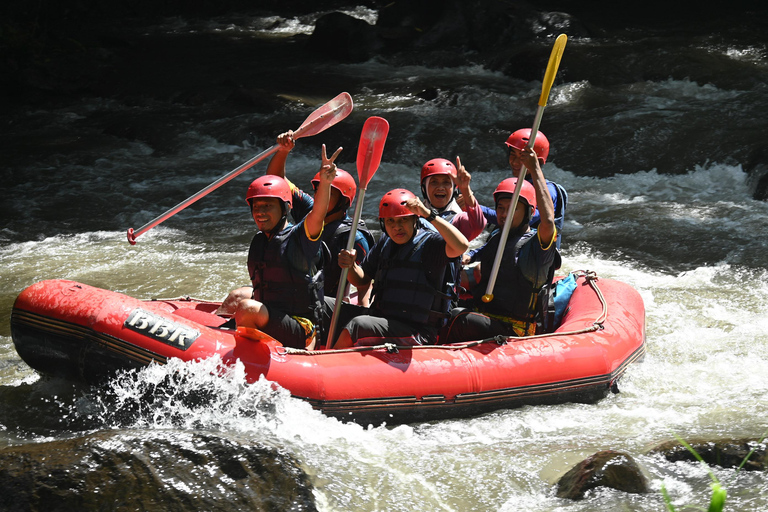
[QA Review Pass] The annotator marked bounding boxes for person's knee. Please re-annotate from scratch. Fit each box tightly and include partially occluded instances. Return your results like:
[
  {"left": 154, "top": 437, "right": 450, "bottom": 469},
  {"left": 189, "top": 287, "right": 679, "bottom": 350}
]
[
  {"left": 217, "top": 286, "right": 253, "bottom": 315},
  {"left": 235, "top": 299, "right": 269, "bottom": 328}
]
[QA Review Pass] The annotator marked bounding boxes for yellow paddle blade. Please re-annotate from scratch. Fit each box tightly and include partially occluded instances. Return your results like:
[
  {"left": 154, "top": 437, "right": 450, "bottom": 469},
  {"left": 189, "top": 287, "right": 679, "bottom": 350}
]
[{"left": 538, "top": 34, "right": 568, "bottom": 107}]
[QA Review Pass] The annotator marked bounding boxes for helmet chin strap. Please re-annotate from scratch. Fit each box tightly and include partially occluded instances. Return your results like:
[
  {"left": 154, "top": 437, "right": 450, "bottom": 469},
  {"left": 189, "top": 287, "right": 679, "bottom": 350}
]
[
  {"left": 496, "top": 200, "right": 533, "bottom": 237},
  {"left": 264, "top": 205, "right": 290, "bottom": 237},
  {"left": 516, "top": 208, "right": 533, "bottom": 236},
  {"left": 422, "top": 176, "right": 457, "bottom": 212}
]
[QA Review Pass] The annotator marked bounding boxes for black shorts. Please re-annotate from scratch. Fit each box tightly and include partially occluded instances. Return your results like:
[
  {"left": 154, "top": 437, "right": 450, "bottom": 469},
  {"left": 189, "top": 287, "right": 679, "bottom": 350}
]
[
  {"left": 323, "top": 296, "right": 438, "bottom": 346},
  {"left": 345, "top": 314, "right": 437, "bottom": 346},
  {"left": 441, "top": 308, "right": 520, "bottom": 344},
  {"left": 263, "top": 300, "right": 333, "bottom": 349}
]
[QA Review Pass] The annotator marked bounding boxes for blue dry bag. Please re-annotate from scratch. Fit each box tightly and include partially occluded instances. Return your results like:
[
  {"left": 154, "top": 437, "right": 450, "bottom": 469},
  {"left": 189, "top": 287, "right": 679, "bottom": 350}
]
[{"left": 553, "top": 273, "right": 578, "bottom": 326}]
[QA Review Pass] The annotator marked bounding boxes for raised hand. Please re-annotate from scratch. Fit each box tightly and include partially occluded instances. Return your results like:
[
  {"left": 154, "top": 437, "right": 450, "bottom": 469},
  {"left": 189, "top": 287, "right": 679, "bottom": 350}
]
[
  {"left": 318, "top": 143, "right": 343, "bottom": 185},
  {"left": 403, "top": 194, "right": 430, "bottom": 218},
  {"left": 519, "top": 146, "right": 540, "bottom": 173},
  {"left": 455, "top": 156, "right": 471, "bottom": 193},
  {"left": 455, "top": 155, "right": 477, "bottom": 209},
  {"left": 276, "top": 130, "right": 295, "bottom": 153}
]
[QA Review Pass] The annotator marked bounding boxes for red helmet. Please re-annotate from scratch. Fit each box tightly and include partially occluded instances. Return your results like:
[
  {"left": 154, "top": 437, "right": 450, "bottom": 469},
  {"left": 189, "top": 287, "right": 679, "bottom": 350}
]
[
  {"left": 311, "top": 168, "right": 356, "bottom": 205},
  {"left": 379, "top": 188, "right": 417, "bottom": 218},
  {"left": 420, "top": 158, "right": 457, "bottom": 182},
  {"left": 493, "top": 177, "right": 537, "bottom": 211},
  {"left": 246, "top": 175, "right": 292, "bottom": 208},
  {"left": 505, "top": 129, "right": 550, "bottom": 164}
]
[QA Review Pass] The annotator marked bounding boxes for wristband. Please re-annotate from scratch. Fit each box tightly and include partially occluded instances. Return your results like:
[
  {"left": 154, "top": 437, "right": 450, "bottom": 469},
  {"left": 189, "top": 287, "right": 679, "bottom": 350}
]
[{"left": 425, "top": 208, "right": 438, "bottom": 222}]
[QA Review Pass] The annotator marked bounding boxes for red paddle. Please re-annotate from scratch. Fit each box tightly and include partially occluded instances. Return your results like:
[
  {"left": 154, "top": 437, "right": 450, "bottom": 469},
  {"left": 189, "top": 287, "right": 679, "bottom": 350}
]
[
  {"left": 325, "top": 116, "right": 389, "bottom": 349},
  {"left": 127, "top": 92, "right": 354, "bottom": 244}
]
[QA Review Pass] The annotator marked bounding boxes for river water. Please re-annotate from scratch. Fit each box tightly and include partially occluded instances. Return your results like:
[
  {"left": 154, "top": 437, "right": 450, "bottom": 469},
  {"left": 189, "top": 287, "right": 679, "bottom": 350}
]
[{"left": 2, "top": 6, "right": 768, "bottom": 511}]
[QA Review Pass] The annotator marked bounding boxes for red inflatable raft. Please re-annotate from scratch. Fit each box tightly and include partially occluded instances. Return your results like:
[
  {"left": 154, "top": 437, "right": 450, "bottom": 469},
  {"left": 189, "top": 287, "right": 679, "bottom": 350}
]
[{"left": 10, "top": 272, "right": 645, "bottom": 425}]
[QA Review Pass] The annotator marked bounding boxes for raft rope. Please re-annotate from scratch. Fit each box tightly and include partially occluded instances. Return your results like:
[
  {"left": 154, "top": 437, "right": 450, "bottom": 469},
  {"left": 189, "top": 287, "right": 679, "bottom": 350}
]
[
  {"left": 148, "top": 296, "right": 224, "bottom": 313},
  {"left": 283, "top": 270, "right": 608, "bottom": 356},
  {"left": 150, "top": 296, "right": 220, "bottom": 303}
]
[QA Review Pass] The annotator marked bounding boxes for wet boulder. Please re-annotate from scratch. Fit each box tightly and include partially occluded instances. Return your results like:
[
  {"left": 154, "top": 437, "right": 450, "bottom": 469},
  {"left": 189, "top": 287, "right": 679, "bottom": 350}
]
[
  {"left": 307, "top": 11, "right": 384, "bottom": 63},
  {"left": 555, "top": 450, "right": 650, "bottom": 500},
  {"left": 650, "top": 438, "right": 767, "bottom": 471},
  {"left": 745, "top": 148, "right": 768, "bottom": 201},
  {"left": 0, "top": 430, "right": 317, "bottom": 512}
]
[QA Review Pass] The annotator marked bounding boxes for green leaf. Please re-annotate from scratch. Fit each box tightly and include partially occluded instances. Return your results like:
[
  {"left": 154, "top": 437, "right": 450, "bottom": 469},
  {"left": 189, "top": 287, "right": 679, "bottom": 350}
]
[
  {"left": 707, "top": 483, "right": 727, "bottom": 512},
  {"left": 660, "top": 483, "right": 677, "bottom": 512}
]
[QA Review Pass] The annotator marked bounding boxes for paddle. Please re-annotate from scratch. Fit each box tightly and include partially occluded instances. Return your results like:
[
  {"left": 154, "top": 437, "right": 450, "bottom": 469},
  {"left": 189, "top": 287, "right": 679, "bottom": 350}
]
[
  {"left": 482, "top": 34, "right": 567, "bottom": 303},
  {"left": 324, "top": 116, "right": 389, "bottom": 349},
  {"left": 126, "top": 92, "right": 354, "bottom": 244}
]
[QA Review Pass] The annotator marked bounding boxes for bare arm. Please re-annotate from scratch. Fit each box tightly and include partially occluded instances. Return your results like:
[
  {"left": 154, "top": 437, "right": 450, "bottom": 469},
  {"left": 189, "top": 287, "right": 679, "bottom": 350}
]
[
  {"left": 337, "top": 249, "right": 372, "bottom": 287},
  {"left": 404, "top": 196, "right": 469, "bottom": 259},
  {"left": 521, "top": 148, "right": 556, "bottom": 245},
  {"left": 266, "top": 130, "right": 295, "bottom": 178},
  {"left": 304, "top": 144, "right": 342, "bottom": 239}
]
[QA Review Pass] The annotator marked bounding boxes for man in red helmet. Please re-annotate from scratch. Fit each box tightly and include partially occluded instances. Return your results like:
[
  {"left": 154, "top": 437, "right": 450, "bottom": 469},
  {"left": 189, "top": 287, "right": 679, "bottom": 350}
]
[
  {"left": 266, "top": 130, "right": 375, "bottom": 305},
  {"left": 330, "top": 188, "right": 469, "bottom": 348},
  {"left": 474, "top": 129, "right": 567, "bottom": 249},
  {"left": 420, "top": 157, "right": 486, "bottom": 241},
  {"left": 218, "top": 145, "right": 341, "bottom": 350},
  {"left": 443, "top": 145, "right": 560, "bottom": 342}
]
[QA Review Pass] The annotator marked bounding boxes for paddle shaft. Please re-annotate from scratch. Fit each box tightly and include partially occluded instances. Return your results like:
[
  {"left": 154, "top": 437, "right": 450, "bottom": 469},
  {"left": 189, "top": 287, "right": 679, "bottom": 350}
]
[
  {"left": 481, "top": 107, "right": 543, "bottom": 300},
  {"left": 324, "top": 186, "right": 367, "bottom": 349},
  {"left": 127, "top": 94, "right": 352, "bottom": 244},
  {"left": 127, "top": 145, "right": 279, "bottom": 244}
]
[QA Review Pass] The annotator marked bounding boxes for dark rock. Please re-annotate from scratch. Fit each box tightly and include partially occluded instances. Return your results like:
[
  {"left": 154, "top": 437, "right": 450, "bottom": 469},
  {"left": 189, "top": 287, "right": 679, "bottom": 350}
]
[
  {"left": 752, "top": 168, "right": 768, "bottom": 201},
  {"left": 0, "top": 430, "right": 318, "bottom": 512},
  {"left": 416, "top": 88, "right": 440, "bottom": 101},
  {"left": 307, "top": 11, "right": 384, "bottom": 63},
  {"left": 376, "top": 0, "right": 588, "bottom": 61},
  {"left": 650, "top": 438, "right": 767, "bottom": 471},
  {"left": 556, "top": 450, "right": 650, "bottom": 500},
  {"left": 745, "top": 148, "right": 768, "bottom": 201}
]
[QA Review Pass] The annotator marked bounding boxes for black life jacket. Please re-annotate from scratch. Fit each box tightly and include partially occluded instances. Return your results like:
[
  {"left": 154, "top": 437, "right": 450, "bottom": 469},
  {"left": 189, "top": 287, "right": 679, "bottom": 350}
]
[
  {"left": 371, "top": 230, "right": 456, "bottom": 328},
  {"left": 247, "top": 225, "right": 326, "bottom": 329},
  {"left": 322, "top": 216, "right": 375, "bottom": 296},
  {"left": 473, "top": 230, "right": 558, "bottom": 325}
]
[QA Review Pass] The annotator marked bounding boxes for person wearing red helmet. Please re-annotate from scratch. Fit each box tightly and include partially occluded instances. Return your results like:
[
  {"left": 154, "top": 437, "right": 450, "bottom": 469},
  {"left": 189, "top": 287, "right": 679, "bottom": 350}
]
[
  {"left": 420, "top": 157, "right": 486, "bottom": 241},
  {"left": 476, "top": 129, "right": 568, "bottom": 249},
  {"left": 218, "top": 144, "right": 342, "bottom": 350},
  {"left": 443, "top": 145, "right": 560, "bottom": 342},
  {"left": 329, "top": 188, "right": 469, "bottom": 349},
  {"left": 266, "top": 130, "right": 375, "bottom": 305}
]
